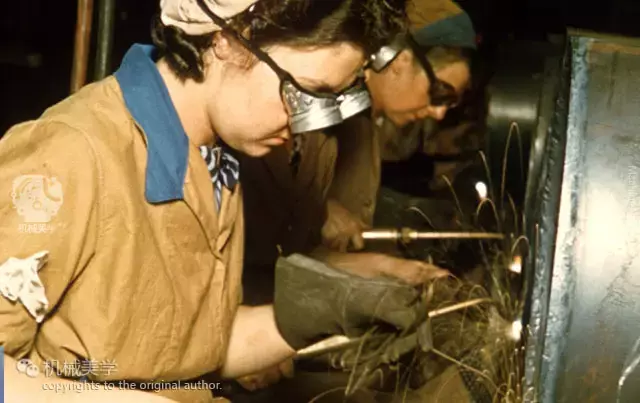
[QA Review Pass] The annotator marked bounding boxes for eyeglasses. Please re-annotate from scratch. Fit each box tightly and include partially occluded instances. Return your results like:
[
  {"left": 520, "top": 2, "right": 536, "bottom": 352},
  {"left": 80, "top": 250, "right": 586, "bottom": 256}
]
[
  {"left": 368, "top": 35, "right": 461, "bottom": 109},
  {"left": 195, "top": 0, "right": 371, "bottom": 134}
]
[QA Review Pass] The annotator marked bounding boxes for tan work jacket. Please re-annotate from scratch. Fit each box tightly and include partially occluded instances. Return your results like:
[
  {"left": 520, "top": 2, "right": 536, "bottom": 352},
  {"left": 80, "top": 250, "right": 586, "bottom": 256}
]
[
  {"left": 325, "top": 114, "right": 384, "bottom": 227},
  {"left": 326, "top": 114, "right": 463, "bottom": 226},
  {"left": 240, "top": 133, "right": 337, "bottom": 302},
  {"left": 0, "top": 45, "right": 242, "bottom": 402}
]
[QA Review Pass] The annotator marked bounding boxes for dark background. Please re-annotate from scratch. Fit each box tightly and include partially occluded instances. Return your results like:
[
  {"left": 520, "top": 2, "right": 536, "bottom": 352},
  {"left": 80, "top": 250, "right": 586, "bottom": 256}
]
[{"left": 1, "top": 0, "right": 639, "bottom": 134}]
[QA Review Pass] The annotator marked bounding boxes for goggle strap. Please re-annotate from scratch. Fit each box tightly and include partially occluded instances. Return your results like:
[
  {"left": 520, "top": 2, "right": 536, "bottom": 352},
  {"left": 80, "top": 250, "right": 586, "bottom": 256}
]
[
  {"left": 194, "top": 0, "right": 289, "bottom": 81},
  {"left": 405, "top": 34, "right": 439, "bottom": 84}
]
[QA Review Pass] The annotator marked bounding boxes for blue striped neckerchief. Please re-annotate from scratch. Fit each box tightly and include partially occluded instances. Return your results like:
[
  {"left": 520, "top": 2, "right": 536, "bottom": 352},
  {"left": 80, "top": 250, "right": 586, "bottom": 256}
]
[{"left": 199, "top": 145, "right": 240, "bottom": 211}]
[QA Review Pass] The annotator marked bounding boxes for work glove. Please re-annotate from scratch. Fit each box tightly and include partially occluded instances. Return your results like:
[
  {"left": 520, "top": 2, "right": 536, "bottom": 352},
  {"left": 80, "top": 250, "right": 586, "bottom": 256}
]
[{"left": 273, "top": 253, "right": 427, "bottom": 351}]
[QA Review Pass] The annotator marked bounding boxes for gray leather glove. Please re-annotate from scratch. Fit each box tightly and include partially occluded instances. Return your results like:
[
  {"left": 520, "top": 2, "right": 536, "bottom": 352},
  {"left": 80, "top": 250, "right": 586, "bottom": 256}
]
[{"left": 273, "top": 253, "right": 427, "bottom": 350}]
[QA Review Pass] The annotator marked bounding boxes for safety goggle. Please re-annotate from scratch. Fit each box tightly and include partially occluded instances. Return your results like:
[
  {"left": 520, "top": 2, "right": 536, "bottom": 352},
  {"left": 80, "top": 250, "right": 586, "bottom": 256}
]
[
  {"left": 195, "top": 0, "right": 371, "bottom": 134},
  {"left": 367, "top": 35, "right": 461, "bottom": 108}
]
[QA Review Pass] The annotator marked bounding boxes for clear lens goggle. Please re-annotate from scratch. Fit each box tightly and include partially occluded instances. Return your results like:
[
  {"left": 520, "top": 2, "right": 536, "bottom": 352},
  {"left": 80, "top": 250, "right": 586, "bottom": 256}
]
[
  {"left": 282, "top": 77, "right": 371, "bottom": 133},
  {"left": 196, "top": 0, "right": 372, "bottom": 134},
  {"left": 368, "top": 35, "right": 461, "bottom": 108}
]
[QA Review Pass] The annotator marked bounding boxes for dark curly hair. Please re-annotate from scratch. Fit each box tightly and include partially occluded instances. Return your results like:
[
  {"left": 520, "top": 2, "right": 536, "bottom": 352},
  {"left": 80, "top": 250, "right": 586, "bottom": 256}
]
[
  {"left": 151, "top": 0, "right": 408, "bottom": 82},
  {"left": 422, "top": 46, "right": 473, "bottom": 73}
]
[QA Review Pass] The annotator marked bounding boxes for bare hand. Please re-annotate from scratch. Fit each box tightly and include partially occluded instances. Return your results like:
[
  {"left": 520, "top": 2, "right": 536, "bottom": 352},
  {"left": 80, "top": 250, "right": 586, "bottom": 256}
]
[
  {"left": 322, "top": 199, "right": 367, "bottom": 252},
  {"left": 330, "top": 253, "right": 449, "bottom": 285},
  {"left": 235, "top": 358, "right": 294, "bottom": 391},
  {"left": 377, "top": 255, "right": 449, "bottom": 285}
]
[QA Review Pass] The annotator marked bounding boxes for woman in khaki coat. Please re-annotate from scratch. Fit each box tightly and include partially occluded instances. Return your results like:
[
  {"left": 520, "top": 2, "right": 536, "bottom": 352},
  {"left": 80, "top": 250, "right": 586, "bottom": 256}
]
[
  {"left": 0, "top": 1, "right": 427, "bottom": 402},
  {"left": 237, "top": 0, "right": 476, "bottom": 391},
  {"left": 241, "top": 0, "right": 474, "bottom": 301},
  {"left": 322, "top": 0, "right": 478, "bottom": 252}
]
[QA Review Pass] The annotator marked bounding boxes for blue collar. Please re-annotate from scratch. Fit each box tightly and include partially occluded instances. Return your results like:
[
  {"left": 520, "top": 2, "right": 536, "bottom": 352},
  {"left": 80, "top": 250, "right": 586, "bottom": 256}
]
[{"left": 114, "top": 44, "right": 189, "bottom": 203}]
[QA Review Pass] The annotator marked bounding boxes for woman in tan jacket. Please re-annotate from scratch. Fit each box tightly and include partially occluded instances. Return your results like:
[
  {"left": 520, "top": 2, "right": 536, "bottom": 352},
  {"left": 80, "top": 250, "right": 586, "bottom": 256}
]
[
  {"left": 0, "top": 1, "right": 430, "bottom": 402},
  {"left": 235, "top": 0, "right": 478, "bottom": 393},
  {"left": 240, "top": 0, "right": 473, "bottom": 301},
  {"left": 322, "top": 0, "right": 478, "bottom": 252}
]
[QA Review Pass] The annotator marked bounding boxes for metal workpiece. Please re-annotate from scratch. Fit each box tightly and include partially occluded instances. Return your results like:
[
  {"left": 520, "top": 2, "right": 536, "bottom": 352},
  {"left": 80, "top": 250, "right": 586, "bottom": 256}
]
[
  {"left": 485, "top": 40, "right": 564, "bottom": 208},
  {"left": 521, "top": 37, "right": 571, "bottom": 402},
  {"left": 522, "top": 30, "right": 640, "bottom": 403},
  {"left": 361, "top": 228, "right": 504, "bottom": 243}
]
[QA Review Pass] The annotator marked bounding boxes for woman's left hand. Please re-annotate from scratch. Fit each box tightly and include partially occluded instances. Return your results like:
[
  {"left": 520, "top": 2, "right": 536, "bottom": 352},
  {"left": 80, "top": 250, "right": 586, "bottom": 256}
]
[
  {"left": 344, "top": 253, "right": 448, "bottom": 285},
  {"left": 375, "top": 255, "right": 449, "bottom": 285},
  {"left": 235, "top": 358, "right": 294, "bottom": 391}
]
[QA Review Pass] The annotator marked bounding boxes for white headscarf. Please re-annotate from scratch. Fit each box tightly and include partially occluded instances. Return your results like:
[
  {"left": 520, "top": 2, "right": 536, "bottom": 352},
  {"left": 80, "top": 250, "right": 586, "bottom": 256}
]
[{"left": 160, "top": 0, "right": 257, "bottom": 35}]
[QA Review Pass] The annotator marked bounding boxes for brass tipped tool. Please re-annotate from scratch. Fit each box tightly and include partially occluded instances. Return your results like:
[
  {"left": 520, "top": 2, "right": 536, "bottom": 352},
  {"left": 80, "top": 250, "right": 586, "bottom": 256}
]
[
  {"left": 361, "top": 228, "right": 504, "bottom": 243},
  {"left": 296, "top": 298, "right": 493, "bottom": 360}
]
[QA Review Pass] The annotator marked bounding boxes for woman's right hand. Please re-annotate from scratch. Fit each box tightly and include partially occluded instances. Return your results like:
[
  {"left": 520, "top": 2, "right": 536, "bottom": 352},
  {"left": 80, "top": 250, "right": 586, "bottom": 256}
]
[{"left": 321, "top": 199, "right": 367, "bottom": 252}]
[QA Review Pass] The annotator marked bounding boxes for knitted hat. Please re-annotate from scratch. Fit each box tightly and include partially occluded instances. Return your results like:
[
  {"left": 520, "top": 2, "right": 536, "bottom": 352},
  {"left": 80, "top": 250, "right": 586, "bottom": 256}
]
[{"left": 407, "top": 0, "right": 476, "bottom": 49}]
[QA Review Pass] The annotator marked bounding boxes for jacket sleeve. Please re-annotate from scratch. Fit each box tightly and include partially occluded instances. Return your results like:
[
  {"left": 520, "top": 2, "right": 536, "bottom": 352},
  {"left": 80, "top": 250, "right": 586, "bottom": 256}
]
[
  {"left": 0, "top": 120, "right": 99, "bottom": 358},
  {"left": 326, "top": 114, "right": 381, "bottom": 226},
  {"left": 292, "top": 132, "right": 339, "bottom": 251}
]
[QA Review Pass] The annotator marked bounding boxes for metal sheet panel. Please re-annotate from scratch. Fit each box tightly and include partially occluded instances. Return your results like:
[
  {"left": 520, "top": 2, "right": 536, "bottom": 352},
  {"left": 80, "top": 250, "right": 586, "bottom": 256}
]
[
  {"left": 527, "top": 31, "right": 640, "bottom": 402},
  {"left": 522, "top": 39, "right": 571, "bottom": 402}
]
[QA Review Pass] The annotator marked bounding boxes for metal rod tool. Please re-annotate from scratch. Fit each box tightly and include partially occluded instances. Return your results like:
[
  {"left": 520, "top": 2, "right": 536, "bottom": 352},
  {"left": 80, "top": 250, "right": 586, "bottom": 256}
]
[
  {"left": 296, "top": 298, "right": 493, "bottom": 360},
  {"left": 361, "top": 228, "right": 505, "bottom": 243}
]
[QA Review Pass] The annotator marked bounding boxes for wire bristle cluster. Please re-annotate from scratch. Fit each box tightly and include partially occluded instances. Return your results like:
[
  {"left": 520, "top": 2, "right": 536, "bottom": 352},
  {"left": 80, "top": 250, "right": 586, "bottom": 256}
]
[{"left": 311, "top": 122, "right": 538, "bottom": 402}]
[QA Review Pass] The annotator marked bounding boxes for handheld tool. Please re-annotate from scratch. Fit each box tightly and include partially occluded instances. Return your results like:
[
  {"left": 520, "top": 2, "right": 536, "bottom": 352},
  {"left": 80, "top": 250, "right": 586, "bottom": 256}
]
[
  {"left": 361, "top": 228, "right": 504, "bottom": 244},
  {"left": 295, "top": 297, "right": 492, "bottom": 360}
]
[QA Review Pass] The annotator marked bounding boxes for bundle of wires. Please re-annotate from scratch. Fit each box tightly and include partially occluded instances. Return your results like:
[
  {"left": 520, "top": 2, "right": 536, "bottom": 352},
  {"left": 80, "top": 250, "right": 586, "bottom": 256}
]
[{"left": 320, "top": 122, "right": 533, "bottom": 403}]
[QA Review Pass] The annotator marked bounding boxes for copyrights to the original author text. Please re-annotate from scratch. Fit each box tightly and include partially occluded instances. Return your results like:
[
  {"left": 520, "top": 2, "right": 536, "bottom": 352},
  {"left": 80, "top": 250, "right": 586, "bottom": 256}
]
[{"left": 41, "top": 380, "right": 222, "bottom": 394}]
